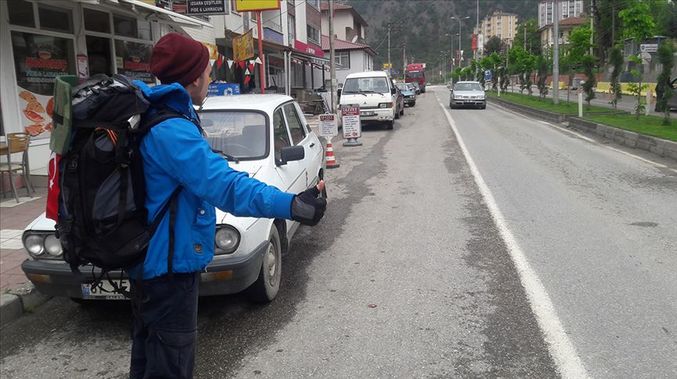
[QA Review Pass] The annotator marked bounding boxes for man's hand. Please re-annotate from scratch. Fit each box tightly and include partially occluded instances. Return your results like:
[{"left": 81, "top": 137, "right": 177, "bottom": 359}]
[{"left": 291, "top": 180, "right": 327, "bottom": 226}]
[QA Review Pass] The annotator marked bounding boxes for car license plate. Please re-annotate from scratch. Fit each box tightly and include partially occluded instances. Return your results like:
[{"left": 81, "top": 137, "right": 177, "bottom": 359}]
[
  {"left": 81, "top": 279, "right": 130, "bottom": 300},
  {"left": 361, "top": 111, "right": 376, "bottom": 116}
]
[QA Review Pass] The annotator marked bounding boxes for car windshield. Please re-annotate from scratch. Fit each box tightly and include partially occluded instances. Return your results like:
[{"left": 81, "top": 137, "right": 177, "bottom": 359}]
[
  {"left": 396, "top": 83, "right": 410, "bottom": 91},
  {"left": 406, "top": 71, "right": 423, "bottom": 79},
  {"left": 199, "top": 111, "right": 267, "bottom": 160},
  {"left": 454, "top": 83, "right": 483, "bottom": 91},
  {"left": 343, "top": 77, "right": 390, "bottom": 94}
]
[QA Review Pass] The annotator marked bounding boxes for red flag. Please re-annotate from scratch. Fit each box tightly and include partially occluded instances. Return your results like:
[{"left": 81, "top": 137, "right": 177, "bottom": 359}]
[
  {"left": 244, "top": 75, "right": 251, "bottom": 86},
  {"left": 46, "top": 153, "right": 61, "bottom": 221},
  {"left": 216, "top": 55, "right": 223, "bottom": 69},
  {"left": 238, "top": 61, "right": 246, "bottom": 70}
]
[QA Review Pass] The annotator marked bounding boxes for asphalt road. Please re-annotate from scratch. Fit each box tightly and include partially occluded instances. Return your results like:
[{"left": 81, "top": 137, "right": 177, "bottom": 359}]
[{"left": 1, "top": 88, "right": 676, "bottom": 378}]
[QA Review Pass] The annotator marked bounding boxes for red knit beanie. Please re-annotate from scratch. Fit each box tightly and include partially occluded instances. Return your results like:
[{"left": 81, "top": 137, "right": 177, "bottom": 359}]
[{"left": 150, "top": 33, "right": 209, "bottom": 86}]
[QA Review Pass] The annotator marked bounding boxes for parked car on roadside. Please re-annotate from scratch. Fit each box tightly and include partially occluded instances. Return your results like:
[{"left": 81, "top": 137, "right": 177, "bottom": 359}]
[
  {"left": 410, "top": 81, "right": 421, "bottom": 95},
  {"left": 338, "top": 71, "right": 401, "bottom": 129},
  {"left": 397, "top": 82, "right": 417, "bottom": 107},
  {"left": 450, "top": 81, "right": 487, "bottom": 109},
  {"left": 21, "top": 94, "right": 326, "bottom": 303}
]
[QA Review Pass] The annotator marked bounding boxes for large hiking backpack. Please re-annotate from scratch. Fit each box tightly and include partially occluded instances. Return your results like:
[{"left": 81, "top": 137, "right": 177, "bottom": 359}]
[{"left": 53, "top": 74, "right": 181, "bottom": 275}]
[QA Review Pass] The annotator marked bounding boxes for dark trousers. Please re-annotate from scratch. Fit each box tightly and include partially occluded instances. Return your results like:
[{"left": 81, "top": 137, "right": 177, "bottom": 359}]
[{"left": 130, "top": 272, "right": 199, "bottom": 379}]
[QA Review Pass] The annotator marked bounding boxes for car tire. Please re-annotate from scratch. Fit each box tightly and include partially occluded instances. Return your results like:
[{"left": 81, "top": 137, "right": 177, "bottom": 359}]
[
  {"left": 386, "top": 120, "right": 394, "bottom": 130},
  {"left": 246, "top": 227, "right": 282, "bottom": 303},
  {"left": 395, "top": 109, "right": 400, "bottom": 119},
  {"left": 411, "top": 102, "right": 416, "bottom": 107},
  {"left": 400, "top": 107, "right": 404, "bottom": 116},
  {"left": 481, "top": 104, "right": 486, "bottom": 109}
]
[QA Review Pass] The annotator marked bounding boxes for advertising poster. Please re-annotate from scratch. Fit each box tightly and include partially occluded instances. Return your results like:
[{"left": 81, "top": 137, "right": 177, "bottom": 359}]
[
  {"left": 11, "top": 31, "right": 75, "bottom": 139},
  {"left": 233, "top": 30, "right": 255, "bottom": 62},
  {"left": 115, "top": 40, "right": 155, "bottom": 83},
  {"left": 319, "top": 113, "right": 338, "bottom": 138},
  {"left": 341, "top": 104, "right": 361, "bottom": 139}
]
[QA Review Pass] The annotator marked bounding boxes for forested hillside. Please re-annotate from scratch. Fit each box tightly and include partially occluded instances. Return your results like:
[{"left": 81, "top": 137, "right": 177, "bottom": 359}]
[{"left": 345, "top": 0, "right": 537, "bottom": 71}]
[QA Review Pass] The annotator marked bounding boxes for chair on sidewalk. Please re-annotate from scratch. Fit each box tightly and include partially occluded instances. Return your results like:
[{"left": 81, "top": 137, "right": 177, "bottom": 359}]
[{"left": 0, "top": 132, "right": 35, "bottom": 203}]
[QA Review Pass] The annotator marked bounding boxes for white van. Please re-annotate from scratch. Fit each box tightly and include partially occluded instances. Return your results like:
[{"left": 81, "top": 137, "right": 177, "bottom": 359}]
[{"left": 338, "top": 71, "right": 399, "bottom": 130}]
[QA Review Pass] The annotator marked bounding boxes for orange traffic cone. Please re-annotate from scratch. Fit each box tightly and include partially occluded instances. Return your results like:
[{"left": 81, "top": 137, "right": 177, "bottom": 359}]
[{"left": 325, "top": 141, "right": 340, "bottom": 169}]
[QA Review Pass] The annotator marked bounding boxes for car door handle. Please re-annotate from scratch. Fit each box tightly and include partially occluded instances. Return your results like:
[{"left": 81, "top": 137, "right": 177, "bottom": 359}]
[{"left": 310, "top": 143, "right": 316, "bottom": 148}]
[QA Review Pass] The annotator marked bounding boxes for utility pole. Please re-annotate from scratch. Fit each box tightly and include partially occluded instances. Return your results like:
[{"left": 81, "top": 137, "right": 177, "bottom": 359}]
[
  {"left": 524, "top": 22, "right": 527, "bottom": 50},
  {"left": 553, "top": 0, "right": 560, "bottom": 104},
  {"left": 403, "top": 43, "right": 406, "bottom": 80},
  {"left": 475, "top": 0, "right": 479, "bottom": 60},
  {"left": 590, "top": 0, "right": 595, "bottom": 56},
  {"left": 387, "top": 23, "right": 392, "bottom": 69},
  {"left": 329, "top": 0, "right": 336, "bottom": 113}
]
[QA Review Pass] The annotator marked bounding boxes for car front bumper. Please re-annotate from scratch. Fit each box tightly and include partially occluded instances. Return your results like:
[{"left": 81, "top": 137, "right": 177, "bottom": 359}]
[
  {"left": 404, "top": 97, "right": 416, "bottom": 105},
  {"left": 359, "top": 108, "right": 394, "bottom": 122},
  {"left": 451, "top": 99, "right": 486, "bottom": 107},
  {"left": 21, "top": 241, "right": 269, "bottom": 299}
]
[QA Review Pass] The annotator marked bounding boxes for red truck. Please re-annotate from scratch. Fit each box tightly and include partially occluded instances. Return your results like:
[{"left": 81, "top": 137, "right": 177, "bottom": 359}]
[{"left": 405, "top": 63, "right": 426, "bottom": 93}]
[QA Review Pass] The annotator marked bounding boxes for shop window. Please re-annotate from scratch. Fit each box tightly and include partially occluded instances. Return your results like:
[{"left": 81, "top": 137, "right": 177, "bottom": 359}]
[
  {"left": 38, "top": 5, "right": 73, "bottom": 34},
  {"left": 138, "top": 20, "right": 152, "bottom": 40},
  {"left": 87, "top": 36, "right": 113, "bottom": 76},
  {"left": 84, "top": 8, "right": 111, "bottom": 34},
  {"left": 114, "top": 15, "right": 138, "bottom": 39},
  {"left": 282, "top": 103, "right": 305, "bottom": 144},
  {"left": 11, "top": 31, "right": 75, "bottom": 140},
  {"left": 336, "top": 52, "right": 350, "bottom": 69},
  {"left": 292, "top": 62, "right": 304, "bottom": 88},
  {"left": 114, "top": 40, "right": 154, "bottom": 83},
  {"left": 8, "top": 0, "right": 35, "bottom": 28}
]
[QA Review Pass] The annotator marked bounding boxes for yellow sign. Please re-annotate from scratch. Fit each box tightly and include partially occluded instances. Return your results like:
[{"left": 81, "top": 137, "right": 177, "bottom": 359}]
[
  {"left": 383, "top": 63, "right": 392, "bottom": 69},
  {"left": 235, "top": 0, "right": 280, "bottom": 12},
  {"left": 233, "top": 30, "right": 255, "bottom": 62}
]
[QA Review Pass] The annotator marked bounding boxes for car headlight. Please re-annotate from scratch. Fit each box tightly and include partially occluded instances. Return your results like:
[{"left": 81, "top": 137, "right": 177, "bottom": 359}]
[
  {"left": 215, "top": 225, "right": 240, "bottom": 254},
  {"left": 378, "top": 102, "right": 393, "bottom": 108},
  {"left": 24, "top": 234, "right": 45, "bottom": 257},
  {"left": 44, "top": 234, "right": 63, "bottom": 256}
]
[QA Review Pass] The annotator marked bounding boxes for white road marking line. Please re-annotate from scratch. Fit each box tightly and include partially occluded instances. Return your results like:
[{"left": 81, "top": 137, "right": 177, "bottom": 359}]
[
  {"left": 435, "top": 94, "right": 590, "bottom": 379},
  {"left": 491, "top": 102, "right": 677, "bottom": 173}
]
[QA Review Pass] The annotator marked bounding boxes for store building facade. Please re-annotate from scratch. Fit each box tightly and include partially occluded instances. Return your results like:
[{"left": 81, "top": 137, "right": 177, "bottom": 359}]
[{"left": 0, "top": 0, "right": 214, "bottom": 174}]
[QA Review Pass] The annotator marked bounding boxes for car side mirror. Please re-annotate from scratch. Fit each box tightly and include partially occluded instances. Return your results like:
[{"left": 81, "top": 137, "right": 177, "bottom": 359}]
[
  {"left": 391, "top": 87, "right": 396, "bottom": 95},
  {"left": 277, "top": 145, "right": 305, "bottom": 166}
]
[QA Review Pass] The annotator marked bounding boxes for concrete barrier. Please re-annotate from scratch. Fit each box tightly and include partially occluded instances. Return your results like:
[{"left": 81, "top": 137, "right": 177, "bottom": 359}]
[
  {"left": 568, "top": 117, "right": 677, "bottom": 161},
  {"left": 488, "top": 96, "right": 677, "bottom": 162}
]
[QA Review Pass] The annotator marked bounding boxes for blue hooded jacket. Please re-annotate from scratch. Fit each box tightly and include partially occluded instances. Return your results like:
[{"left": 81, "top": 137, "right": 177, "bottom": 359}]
[{"left": 128, "top": 81, "right": 294, "bottom": 280}]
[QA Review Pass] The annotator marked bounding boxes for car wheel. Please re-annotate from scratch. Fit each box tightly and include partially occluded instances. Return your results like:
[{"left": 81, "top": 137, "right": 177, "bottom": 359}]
[
  {"left": 481, "top": 104, "right": 486, "bottom": 109},
  {"left": 412, "top": 102, "right": 416, "bottom": 107},
  {"left": 395, "top": 109, "right": 400, "bottom": 119},
  {"left": 246, "top": 227, "right": 282, "bottom": 303},
  {"left": 400, "top": 107, "right": 404, "bottom": 116},
  {"left": 386, "top": 120, "right": 394, "bottom": 130}
]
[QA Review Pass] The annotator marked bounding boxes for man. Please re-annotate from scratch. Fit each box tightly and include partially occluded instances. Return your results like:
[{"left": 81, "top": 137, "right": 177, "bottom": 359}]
[{"left": 128, "top": 33, "right": 326, "bottom": 379}]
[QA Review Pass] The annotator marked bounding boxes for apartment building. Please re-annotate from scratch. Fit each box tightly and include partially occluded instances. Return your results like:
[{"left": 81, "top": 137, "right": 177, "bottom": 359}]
[
  {"left": 474, "top": 10, "right": 518, "bottom": 48},
  {"left": 538, "top": 0, "right": 585, "bottom": 28},
  {"left": 320, "top": 2, "right": 374, "bottom": 85}
]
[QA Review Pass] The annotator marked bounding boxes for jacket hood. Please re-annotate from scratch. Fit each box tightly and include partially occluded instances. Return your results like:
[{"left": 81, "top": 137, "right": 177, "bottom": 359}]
[{"left": 133, "top": 80, "right": 198, "bottom": 121}]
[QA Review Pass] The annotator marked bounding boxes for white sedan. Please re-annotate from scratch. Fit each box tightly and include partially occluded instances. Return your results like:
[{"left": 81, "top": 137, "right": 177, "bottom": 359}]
[{"left": 21, "top": 94, "right": 325, "bottom": 303}]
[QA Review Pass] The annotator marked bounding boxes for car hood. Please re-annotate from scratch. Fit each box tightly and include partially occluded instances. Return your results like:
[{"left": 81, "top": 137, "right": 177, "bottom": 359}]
[
  {"left": 401, "top": 90, "right": 415, "bottom": 96},
  {"left": 453, "top": 90, "right": 485, "bottom": 97},
  {"left": 340, "top": 92, "right": 390, "bottom": 107}
]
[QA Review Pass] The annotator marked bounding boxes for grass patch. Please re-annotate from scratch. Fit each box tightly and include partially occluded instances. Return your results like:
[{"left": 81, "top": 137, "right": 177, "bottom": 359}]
[
  {"left": 488, "top": 91, "right": 612, "bottom": 115},
  {"left": 584, "top": 113, "right": 677, "bottom": 142}
]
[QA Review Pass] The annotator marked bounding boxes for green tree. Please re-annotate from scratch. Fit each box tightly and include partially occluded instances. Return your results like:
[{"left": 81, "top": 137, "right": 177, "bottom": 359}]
[
  {"left": 536, "top": 55, "right": 550, "bottom": 99},
  {"left": 513, "top": 19, "right": 542, "bottom": 55},
  {"left": 608, "top": 46, "right": 624, "bottom": 109},
  {"left": 619, "top": 0, "right": 657, "bottom": 118},
  {"left": 484, "top": 36, "right": 505, "bottom": 55},
  {"left": 655, "top": 41, "right": 674, "bottom": 125},
  {"left": 581, "top": 55, "right": 597, "bottom": 106}
]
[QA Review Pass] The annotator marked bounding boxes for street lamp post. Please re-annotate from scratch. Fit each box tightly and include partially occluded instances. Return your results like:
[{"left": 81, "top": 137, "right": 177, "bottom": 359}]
[{"left": 451, "top": 16, "right": 470, "bottom": 67}]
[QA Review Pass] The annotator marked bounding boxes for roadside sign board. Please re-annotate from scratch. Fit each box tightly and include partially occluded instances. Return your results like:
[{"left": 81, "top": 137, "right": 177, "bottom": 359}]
[
  {"left": 186, "top": 0, "right": 226, "bottom": 15},
  {"left": 234, "top": 0, "right": 280, "bottom": 12},
  {"left": 640, "top": 44, "right": 658, "bottom": 53},
  {"left": 341, "top": 104, "right": 361, "bottom": 139},
  {"left": 319, "top": 113, "right": 338, "bottom": 138},
  {"left": 484, "top": 69, "right": 492, "bottom": 81}
]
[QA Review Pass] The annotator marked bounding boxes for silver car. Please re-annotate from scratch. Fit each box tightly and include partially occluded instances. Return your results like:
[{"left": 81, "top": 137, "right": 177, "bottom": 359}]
[{"left": 450, "top": 81, "right": 486, "bottom": 110}]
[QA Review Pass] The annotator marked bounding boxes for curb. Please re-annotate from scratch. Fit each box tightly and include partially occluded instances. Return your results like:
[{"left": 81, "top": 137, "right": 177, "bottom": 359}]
[
  {"left": 0, "top": 283, "right": 52, "bottom": 328},
  {"left": 488, "top": 97, "right": 677, "bottom": 163}
]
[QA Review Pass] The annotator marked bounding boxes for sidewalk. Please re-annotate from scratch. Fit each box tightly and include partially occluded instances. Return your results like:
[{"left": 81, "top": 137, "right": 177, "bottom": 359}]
[{"left": 0, "top": 187, "right": 47, "bottom": 292}]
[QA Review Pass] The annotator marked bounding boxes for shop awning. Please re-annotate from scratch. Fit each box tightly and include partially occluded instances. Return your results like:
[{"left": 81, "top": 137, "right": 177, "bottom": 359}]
[{"left": 118, "top": 0, "right": 213, "bottom": 28}]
